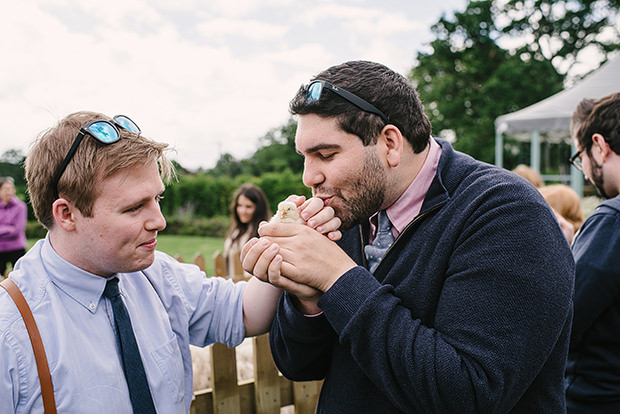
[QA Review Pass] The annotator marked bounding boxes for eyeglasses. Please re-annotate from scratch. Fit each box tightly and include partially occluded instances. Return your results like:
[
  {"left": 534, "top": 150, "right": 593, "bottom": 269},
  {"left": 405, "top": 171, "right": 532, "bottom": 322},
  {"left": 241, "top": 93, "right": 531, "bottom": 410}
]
[
  {"left": 306, "top": 80, "right": 390, "bottom": 124},
  {"left": 569, "top": 150, "right": 583, "bottom": 171},
  {"left": 53, "top": 115, "right": 140, "bottom": 198}
]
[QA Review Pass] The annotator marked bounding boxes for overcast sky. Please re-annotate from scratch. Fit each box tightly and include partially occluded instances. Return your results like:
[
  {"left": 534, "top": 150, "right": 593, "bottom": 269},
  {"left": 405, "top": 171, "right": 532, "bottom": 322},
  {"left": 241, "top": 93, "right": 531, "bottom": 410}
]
[{"left": 1, "top": 0, "right": 469, "bottom": 170}]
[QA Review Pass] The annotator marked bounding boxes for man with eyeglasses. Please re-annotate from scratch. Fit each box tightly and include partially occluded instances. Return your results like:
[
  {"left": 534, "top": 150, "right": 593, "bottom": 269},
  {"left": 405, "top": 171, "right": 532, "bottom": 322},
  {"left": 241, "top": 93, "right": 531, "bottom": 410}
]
[
  {"left": 565, "top": 92, "right": 620, "bottom": 414},
  {"left": 242, "top": 60, "right": 575, "bottom": 413},
  {"left": 0, "top": 111, "right": 341, "bottom": 413}
]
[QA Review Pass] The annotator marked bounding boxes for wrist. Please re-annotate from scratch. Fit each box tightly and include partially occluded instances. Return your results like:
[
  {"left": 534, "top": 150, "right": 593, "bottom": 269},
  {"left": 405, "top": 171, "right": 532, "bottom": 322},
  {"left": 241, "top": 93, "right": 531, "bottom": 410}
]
[{"left": 291, "top": 294, "right": 322, "bottom": 315}]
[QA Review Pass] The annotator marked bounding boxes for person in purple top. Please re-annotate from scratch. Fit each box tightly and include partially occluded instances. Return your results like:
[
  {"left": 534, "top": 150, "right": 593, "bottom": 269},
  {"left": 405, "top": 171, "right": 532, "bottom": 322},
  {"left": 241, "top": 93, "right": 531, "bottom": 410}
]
[
  {"left": 242, "top": 60, "right": 575, "bottom": 413},
  {"left": 0, "top": 177, "right": 27, "bottom": 275}
]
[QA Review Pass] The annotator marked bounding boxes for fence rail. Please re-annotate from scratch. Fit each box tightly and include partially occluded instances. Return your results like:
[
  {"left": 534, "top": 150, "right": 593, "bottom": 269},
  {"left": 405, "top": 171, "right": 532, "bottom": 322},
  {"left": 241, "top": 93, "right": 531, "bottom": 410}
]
[{"left": 187, "top": 251, "right": 322, "bottom": 414}]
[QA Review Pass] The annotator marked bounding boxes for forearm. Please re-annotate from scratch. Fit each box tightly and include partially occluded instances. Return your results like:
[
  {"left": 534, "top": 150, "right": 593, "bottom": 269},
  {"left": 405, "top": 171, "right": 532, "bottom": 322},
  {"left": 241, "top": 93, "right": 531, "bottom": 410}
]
[
  {"left": 0, "top": 225, "right": 13, "bottom": 237},
  {"left": 270, "top": 292, "right": 335, "bottom": 380},
  {"left": 242, "top": 276, "right": 283, "bottom": 336}
]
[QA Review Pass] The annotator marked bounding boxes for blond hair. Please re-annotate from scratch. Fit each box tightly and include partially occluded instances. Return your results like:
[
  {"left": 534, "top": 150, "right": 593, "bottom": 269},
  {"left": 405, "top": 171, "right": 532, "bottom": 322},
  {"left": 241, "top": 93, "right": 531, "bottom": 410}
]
[
  {"left": 539, "top": 184, "right": 584, "bottom": 232},
  {"left": 25, "top": 111, "right": 174, "bottom": 229},
  {"left": 511, "top": 164, "right": 544, "bottom": 188}
]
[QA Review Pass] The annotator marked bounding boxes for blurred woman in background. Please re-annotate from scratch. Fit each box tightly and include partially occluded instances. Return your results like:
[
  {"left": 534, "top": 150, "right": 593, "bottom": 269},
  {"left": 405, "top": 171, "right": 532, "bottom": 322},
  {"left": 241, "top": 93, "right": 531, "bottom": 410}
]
[{"left": 224, "top": 183, "right": 270, "bottom": 277}]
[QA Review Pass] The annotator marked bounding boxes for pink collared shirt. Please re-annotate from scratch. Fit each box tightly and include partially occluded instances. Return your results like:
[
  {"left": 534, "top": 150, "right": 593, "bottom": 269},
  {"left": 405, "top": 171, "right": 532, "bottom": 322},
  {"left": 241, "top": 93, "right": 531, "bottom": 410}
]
[{"left": 369, "top": 138, "right": 442, "bottom": 242}]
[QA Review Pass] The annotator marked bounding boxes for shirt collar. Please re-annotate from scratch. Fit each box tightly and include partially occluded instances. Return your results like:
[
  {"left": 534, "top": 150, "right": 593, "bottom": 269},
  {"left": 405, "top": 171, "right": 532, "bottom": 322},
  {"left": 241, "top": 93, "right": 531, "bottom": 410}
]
[
  {"left": 370, "top": 138, "right": 442, "bottom": 239},
  {"left": 42, "top": 234, "right": 112, "bottom": 313}
]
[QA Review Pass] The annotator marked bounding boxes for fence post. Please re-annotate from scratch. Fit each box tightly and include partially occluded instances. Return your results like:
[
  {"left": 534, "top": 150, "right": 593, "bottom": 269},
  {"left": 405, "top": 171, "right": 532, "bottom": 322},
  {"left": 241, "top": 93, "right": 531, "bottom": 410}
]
[
  {"left": 210, "top": 343, "right": 241, "bottom": 414},
  {"left": 253, "top": 334, "right": 281, "bottom": 414},
  {"left": 293, "top": 381, "right": 322, "bottom": 414},
  {"left": 213, "top": 251, "right": 227, "bottom": 277},
  {"left": 193, "top": 252, "right": 206, "bottom": 272}
]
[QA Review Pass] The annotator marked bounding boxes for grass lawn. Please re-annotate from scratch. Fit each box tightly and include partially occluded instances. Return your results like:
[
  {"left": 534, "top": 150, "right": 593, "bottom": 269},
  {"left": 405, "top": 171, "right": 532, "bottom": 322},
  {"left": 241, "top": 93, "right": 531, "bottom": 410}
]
[
  {"left": 27, "top": 235, "right": 225, "bottom": 276},
  {"left": 156, "top": 235, "right": 225, "bottom": 275}
]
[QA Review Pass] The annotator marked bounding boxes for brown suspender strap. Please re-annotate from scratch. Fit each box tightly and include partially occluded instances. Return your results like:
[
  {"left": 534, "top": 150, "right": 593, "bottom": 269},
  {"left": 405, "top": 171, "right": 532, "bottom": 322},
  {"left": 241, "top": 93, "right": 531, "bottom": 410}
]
[{"left": 1, "top": 278, "right": 57, "bottom": 414}]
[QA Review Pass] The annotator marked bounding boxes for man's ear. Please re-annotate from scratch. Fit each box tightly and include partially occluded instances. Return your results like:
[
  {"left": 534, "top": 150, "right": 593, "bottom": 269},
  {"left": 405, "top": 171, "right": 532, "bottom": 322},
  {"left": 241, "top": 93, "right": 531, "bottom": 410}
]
[
  {"left": 52, "top": 198, "right": 77, "bottom": 231},
  {"left": 381, "top": 125, "right": 404, "bottom": 168},
  {"left": 592, "top": 133, "right": 612, "bottom": 162}
]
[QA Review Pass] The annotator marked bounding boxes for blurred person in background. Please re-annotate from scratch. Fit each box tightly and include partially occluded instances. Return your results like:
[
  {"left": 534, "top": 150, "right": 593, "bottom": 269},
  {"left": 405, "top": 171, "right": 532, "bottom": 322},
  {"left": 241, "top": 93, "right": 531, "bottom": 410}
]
[
  {"left": 539, "top": 183, "right": 584, "bottom": 243},
  {"left": 224, "top": 183, "right": 271, "bottom": 277},
  {"left": 0, "top": 176, "right": 27, "bottom": 275},
  {"left": 565, "top": 92, "right": 620, "bottom": 413}
]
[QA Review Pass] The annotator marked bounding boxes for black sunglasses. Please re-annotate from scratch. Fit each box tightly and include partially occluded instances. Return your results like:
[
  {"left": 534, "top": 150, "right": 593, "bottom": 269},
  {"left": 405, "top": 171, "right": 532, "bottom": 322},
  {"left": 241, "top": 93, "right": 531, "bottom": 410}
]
[
  {"left": 569, "top": 150, "right": 583, "bottom": 171},
  {"left": 53, "top": 115, "right": 140, "bottom": 198},
  {"left": 305, "top": 80, "right": 390, "bottom": 124}
]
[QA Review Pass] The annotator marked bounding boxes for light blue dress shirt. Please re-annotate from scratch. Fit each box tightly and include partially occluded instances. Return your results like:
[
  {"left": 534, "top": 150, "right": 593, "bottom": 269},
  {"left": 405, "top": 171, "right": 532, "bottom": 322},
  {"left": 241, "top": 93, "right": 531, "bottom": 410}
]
[{"left": 0, "top": 236, "right": 246, "bottom": 413}]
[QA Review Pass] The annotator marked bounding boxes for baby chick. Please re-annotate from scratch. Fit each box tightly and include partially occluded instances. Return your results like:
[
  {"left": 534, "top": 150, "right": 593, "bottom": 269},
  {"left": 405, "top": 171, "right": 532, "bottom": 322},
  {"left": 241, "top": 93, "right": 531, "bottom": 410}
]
[{"left": 270, "top": 201, "right": 304, "bottom": 224}]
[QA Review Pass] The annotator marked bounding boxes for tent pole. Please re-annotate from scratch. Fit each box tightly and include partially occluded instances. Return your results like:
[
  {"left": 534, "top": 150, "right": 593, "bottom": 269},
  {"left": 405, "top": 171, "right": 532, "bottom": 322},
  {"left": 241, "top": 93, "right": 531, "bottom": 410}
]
[
  {"left": 495, "top": 130, "right": 503, "bottom": 168},
  {"left": 530, "top": 130, "right": 541, "bottom": 177}
]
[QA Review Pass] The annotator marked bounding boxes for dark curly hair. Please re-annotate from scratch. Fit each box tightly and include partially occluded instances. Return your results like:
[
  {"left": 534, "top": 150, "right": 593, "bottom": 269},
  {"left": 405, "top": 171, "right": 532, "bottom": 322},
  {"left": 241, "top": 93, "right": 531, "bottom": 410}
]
[{"left": 289, "top": 60, "right": 432, "bottom": 153}]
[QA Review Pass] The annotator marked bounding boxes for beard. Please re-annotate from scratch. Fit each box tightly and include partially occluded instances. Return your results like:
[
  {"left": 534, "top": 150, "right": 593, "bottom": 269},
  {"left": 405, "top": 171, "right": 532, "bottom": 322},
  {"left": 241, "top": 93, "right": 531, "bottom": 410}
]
[
  {"left": 314, "top": 147, "right": 387, "bottom": 229},
  {"left": 589, "top": 157, "right": 610, "bottom": 199}
]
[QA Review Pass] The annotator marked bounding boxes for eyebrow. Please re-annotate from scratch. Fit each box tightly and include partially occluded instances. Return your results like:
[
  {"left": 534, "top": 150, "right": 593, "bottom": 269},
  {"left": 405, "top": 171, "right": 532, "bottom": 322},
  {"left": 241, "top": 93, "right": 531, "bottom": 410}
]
[{"left": 297, "top": 143, "right": 342, "bottom": 156}]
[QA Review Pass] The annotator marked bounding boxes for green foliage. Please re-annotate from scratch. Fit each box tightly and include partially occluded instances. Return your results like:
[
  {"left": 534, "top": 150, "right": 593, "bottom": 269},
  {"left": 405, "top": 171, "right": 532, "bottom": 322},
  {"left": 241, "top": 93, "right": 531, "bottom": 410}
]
[
  {"left": 207, "top": 119, "right": 303, "bottom": 178},
  {"left": 0, "top": 161, "right": 26, "bottom": 187},
  {"left": 26, "top": 221, "right": 47, "bottom": 240},
  {"left": 410, "top": 0, "right": 564, "bottom": 163},
  {"left": 255, "top": 170, "right": 311, "bottom": 206},
  {"left": 161, "top": 216, "right": 229, "bottom": 237},
  {"left": 160, "top": 174, "right": 236, "bottom": 218},
  {"left": 500, "top": 0, "right": 620, "bottom": 66}
]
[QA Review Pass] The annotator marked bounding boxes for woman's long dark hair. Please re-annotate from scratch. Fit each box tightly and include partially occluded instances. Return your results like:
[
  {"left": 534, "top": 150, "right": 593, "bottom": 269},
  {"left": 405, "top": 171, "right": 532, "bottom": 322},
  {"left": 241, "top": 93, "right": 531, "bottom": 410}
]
[{"left": 226, "top": 183, "right": 271, "bottom": 244}]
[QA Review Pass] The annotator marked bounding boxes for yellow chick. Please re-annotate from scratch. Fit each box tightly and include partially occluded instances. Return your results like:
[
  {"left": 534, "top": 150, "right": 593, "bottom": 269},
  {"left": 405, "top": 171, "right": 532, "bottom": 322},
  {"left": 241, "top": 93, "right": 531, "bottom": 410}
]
[{"left": 270, "top": 201, "right": 304, "bottom": 224}]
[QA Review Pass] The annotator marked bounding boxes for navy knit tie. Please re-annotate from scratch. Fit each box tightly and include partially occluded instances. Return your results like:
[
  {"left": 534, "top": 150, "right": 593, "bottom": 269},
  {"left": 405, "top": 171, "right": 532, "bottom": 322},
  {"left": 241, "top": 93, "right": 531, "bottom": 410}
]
[
  {"left": 104, "top": 278, "right": 157, "bottom": 414},
  {"left": 364, "top": 210, "right": 395, "bottom": 273}
]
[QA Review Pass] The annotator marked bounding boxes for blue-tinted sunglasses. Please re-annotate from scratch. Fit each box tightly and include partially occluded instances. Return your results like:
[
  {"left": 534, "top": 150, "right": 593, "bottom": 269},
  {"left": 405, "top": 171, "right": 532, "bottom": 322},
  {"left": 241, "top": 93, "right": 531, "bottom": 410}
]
[
  {"left": 53, "top": 115, "right": 140, "bottom": 198},
  {"left": 306, "top": 80, "right": 390, "bottom": 124}
]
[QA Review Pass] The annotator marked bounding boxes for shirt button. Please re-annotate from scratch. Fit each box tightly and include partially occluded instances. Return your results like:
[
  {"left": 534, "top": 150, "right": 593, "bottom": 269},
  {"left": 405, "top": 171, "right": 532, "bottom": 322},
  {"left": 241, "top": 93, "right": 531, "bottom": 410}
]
[{"left": 89, "top": 303, "right": 96, "bottom": 310}]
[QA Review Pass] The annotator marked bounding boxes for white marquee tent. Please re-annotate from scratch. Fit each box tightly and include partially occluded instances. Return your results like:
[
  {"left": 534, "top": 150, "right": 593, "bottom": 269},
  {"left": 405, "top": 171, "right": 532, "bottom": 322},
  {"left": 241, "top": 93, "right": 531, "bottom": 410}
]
[{"left": 494, "top": 55, "right": 620, "bottom": 194}]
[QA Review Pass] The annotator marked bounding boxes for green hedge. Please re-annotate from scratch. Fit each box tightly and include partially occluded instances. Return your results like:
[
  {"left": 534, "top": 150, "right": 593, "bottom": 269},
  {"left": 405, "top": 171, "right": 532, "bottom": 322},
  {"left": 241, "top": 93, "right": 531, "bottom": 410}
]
[
  {"left": 161, "top": 216, "right": 229, "bottom": 237},
  {"left": 26, "top": 221, "right": 47, "bottom": 239},
  {"left": 23, "top": 169, "right": 312, "bottom": 239}
]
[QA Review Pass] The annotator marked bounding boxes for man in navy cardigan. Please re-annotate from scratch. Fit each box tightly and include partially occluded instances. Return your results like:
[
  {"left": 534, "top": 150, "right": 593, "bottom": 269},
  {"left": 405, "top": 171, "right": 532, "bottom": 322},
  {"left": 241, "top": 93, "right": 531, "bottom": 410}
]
[
  {"left": 565, "top": 92, "right": 620, "bottom": 413},
  {"left": 242, "top": 61, "right": 575, "bottom": 413}
]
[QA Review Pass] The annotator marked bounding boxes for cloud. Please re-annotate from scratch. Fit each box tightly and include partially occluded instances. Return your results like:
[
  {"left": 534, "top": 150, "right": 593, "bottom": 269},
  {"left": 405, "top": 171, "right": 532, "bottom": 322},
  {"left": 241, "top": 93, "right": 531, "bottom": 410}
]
[
  {"left": 196, "top": 18, "right": 288, "bottom": 42},
  {"left": 0, "top": 0, "right": 468, "bottom": 170}
]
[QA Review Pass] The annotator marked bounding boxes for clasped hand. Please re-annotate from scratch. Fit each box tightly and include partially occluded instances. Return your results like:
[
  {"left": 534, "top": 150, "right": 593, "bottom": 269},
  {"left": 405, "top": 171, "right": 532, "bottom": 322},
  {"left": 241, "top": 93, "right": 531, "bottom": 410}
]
[{"left": 241, "top": 196, "right": 357, "bottom": 308}]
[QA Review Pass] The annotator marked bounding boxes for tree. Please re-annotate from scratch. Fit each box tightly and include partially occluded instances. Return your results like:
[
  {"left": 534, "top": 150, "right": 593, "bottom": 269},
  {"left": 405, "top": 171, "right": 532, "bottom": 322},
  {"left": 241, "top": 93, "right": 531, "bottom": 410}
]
[
  {"left": 0, "top": 149, "right": 25, "bottom": 164},
  {"left": 499, "top": 0, "right": 620, "bottom": 74},
  {"left": 410, "top": 0, "right": 563, "bottom": 162},
  {"left": 208, "top": 118, "right": 302, "bottom": 178},
  {"left": 248, "top": 118, "right": 302, "bottom": 175},
  {"left": 210, "top": 153, "right": 244, "bottom": 177}
]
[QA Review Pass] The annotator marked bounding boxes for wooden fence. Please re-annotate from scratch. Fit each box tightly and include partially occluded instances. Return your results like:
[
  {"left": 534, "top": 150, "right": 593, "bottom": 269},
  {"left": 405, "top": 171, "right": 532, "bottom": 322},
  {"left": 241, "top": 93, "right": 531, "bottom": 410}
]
[{"left": 185, "top": 251, "right": 323, "bottom": 414}]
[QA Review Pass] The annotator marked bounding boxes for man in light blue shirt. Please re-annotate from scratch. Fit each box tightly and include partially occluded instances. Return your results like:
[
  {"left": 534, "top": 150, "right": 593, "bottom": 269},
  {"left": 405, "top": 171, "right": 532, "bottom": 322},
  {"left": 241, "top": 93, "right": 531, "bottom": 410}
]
[{"left": 0, "top": 111, "right": 340, "bottom": 413}]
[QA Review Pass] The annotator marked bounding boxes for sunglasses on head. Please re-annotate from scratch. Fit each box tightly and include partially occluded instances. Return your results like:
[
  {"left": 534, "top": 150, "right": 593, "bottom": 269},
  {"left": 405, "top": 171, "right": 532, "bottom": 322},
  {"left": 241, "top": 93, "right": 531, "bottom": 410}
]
[
  {"left": 305, "top": 80, "right": 390, "bottom": 124},
  {"left": 53, "top": 115, "right": 140, "bottom": 198}
]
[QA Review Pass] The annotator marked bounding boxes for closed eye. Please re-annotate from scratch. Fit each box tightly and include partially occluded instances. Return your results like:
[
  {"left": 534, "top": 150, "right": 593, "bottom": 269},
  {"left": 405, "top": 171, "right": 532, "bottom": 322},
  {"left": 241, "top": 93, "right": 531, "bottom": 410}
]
[
  {"left": 124, "top": 194, "right": 163, "bottom": 213},
  {"left": 124, "top": 204, "right": 143, "bottom": 213},
  {"left": 318, "top": 152, "right": 336, "bottom": 160}
]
